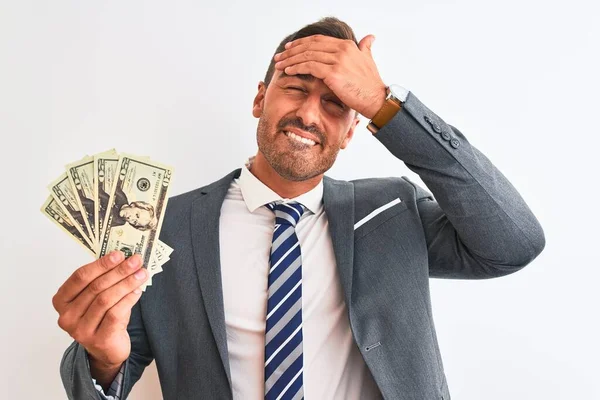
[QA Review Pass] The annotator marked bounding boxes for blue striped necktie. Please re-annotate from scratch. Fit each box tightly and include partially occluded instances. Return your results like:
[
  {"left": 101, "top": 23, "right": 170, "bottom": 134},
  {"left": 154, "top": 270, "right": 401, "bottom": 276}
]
[{"left": 264, "top": 201, "right": 306, "bottom": 400}]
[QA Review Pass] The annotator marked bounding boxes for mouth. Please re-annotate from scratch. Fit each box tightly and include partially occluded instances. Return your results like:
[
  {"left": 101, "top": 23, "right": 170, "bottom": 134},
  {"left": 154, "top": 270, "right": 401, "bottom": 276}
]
[{"left": 281, "top": 129, "right": 320, "bottom": 147}]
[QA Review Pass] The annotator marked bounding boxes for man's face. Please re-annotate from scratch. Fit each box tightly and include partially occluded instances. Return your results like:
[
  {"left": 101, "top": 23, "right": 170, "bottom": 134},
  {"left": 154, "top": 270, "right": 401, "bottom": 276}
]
[
  {"left": 120, "top": 205, "right": 152, "bottom": 228},
  {"left": 252, "top": 70, "right": 359, "bottom": 181}
]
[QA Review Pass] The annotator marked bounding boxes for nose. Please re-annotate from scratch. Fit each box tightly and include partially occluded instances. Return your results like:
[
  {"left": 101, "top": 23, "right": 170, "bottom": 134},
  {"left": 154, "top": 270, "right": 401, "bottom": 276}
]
[{"left": 295, "top": 93, "right": 323, "bottom": 130}]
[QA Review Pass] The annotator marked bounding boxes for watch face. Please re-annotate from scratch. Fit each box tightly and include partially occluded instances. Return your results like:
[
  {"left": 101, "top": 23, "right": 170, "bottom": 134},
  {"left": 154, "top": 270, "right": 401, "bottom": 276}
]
[{"left": 388, "top": 84, "right": 408, "bottom": 102}]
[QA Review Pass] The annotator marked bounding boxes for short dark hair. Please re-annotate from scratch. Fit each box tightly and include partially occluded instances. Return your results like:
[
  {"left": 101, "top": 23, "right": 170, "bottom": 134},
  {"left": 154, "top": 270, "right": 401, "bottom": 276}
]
[{"left": 263, "top": 16, "right": 358, "bottom": 88}]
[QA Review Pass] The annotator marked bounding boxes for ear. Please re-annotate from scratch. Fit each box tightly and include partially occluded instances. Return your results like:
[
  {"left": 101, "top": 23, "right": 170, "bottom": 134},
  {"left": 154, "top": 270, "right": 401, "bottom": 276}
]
[
  {"left": 340, "top": 115, "right": 360, "bottom": 149},
  {"left": 252, "top": 81, "right": 267, "bottom": 118}
]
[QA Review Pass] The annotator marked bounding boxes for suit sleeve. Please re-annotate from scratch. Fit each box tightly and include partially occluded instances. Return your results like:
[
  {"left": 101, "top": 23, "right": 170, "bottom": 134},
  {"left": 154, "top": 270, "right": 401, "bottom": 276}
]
[
  {"left": 373, "top": 91, "right": 545, "bottom": 278},
  {"left": 60, "top": 300, "right": 154, "bottom": 399}
]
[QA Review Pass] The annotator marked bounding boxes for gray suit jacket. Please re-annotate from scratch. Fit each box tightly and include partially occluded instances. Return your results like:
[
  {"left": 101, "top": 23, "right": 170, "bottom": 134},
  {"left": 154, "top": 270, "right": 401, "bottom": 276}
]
[{"left": 60, "top": 92, "right": 545, "bottom": 399}]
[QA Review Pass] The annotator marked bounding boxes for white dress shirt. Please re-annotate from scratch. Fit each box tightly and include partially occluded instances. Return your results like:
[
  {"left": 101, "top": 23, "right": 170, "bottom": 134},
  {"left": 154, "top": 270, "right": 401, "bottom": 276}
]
[{"left": 219, "top": 156, "right": 382, "bottom": 399}]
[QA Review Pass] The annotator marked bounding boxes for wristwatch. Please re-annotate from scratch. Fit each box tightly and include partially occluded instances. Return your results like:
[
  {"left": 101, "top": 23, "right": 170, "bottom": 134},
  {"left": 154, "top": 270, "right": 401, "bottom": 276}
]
[{"left": 367, "top": 84, "right": 409, "bottom": 134}]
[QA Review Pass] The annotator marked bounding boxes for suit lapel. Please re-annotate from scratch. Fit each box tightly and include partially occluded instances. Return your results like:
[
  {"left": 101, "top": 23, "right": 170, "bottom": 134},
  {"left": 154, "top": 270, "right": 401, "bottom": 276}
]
[
  {"left": 190, "top": 168, "right": 241, "bottom": 388},
  {"left": 188, "top": 170, "right": 356, "bottom": 390},
  {"left": 323, "top": 176, "right": 355, "bottom": 310}
]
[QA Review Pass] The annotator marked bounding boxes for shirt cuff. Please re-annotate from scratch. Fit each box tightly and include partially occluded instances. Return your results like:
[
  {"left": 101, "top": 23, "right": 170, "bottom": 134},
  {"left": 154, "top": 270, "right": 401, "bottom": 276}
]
[{"left": 92, "top": 362, "right": 125, "bottom": 400}]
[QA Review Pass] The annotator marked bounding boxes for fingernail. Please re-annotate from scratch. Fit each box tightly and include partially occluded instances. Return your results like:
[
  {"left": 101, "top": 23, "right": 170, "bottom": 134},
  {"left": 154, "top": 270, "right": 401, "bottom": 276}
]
[
  {"left": 133, "top": 288, "right": 142, "bottom": 294},
  {"left": 110, "top": 251, "right": 123, "bottom": 263},
  {"left": 128, "top": 256, "right": 141, "bottom": 269},
  {"left": 285, "top": 41, "right": 292, "bottom": 48},
  {"left": 134, "top": 268, "right": 147, "bottom": 280}
]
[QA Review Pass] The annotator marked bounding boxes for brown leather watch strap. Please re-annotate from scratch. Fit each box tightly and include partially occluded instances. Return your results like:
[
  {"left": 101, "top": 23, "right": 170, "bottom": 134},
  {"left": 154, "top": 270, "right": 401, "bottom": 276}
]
[{"left": 367, "top": 88, "right": 402, "bottom": 134}]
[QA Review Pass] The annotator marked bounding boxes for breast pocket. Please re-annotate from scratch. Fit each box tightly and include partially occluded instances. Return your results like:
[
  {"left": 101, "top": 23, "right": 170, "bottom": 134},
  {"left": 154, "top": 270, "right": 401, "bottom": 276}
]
[{"left": 354, "top": 197, "right": 409, "bottom": 241}]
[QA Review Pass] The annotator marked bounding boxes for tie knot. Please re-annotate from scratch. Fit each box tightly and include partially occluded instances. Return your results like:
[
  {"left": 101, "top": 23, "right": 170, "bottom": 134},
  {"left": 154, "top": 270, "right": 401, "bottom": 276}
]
[{"left": 266, "top": 201, "right": 306, "bottom": 227}]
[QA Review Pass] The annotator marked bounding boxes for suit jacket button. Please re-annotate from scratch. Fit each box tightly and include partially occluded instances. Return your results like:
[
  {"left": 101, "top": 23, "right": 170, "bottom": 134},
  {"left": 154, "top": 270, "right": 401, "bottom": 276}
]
[
  {"left": 424, "top": 115, "right": 432, "bottom": 124},
  {"left": 450, "top": 138, "right": 460, "bottom": 148},
  {"left": 441, "top": 131, "right": 451, "bottom": 140},
  {"left": 432, "top": 124, "right": 442, "bottom": 133}
]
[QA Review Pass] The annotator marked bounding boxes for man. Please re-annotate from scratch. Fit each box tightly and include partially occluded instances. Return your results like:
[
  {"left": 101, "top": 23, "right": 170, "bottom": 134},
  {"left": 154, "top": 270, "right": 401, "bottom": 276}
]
[
  {"left": 99, "top": 182, "right": 158, "bottom": 232},
  {"left": 54, "top": 17, "right": 545, "bottom": 399}
]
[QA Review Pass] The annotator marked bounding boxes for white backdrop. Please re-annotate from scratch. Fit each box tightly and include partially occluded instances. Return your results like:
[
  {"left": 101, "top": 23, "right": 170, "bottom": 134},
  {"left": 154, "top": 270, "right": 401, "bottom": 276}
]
[{"left": 1, "top": 0, "right": 599, "bottom": 399}]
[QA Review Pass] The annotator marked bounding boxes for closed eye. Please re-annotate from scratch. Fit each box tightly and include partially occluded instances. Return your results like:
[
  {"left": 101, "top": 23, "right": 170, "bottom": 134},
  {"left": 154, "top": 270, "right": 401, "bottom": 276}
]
[
  {"left": 285, "top": 86, "right": 344, "bottom": 109},
  {"left": 328, "top": 99, "right": 344, "bottom": 108}
]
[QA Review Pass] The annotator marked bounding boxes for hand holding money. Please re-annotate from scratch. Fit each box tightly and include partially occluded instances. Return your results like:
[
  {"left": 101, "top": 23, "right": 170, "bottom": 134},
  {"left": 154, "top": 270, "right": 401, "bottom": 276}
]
[
  {"left": 44, "top": 150, "right": 174, "bottom": 390},
  {"left": 52, "top": 252, "right": 148, "bottom": 389}
]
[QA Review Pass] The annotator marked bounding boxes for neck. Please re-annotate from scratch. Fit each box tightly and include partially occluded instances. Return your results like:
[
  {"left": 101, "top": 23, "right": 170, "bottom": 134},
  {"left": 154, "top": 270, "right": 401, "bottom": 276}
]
[{"left": 249, "top": 152, "right": 322, "bottom": 199}]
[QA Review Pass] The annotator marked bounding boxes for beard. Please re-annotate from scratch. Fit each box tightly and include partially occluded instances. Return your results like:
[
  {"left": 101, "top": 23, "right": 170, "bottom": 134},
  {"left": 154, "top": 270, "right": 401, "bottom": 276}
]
[{"left": 255, "top": 111, "right": 340, "bottom": 182}]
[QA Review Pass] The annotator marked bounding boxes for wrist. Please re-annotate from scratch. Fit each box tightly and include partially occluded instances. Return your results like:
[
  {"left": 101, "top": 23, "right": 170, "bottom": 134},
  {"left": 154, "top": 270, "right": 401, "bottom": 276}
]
[
  {"left": 364, "top": 86, "right": 388, "bottom": 120},
  {"left": 87, "top": 350, "right": 125, "bottom": 372},
  {"left": 367, "top": 85, "right": 404, "bottom": 134},
  {"left": 88, "top": 351, "right": 124, "bottom": 391}
]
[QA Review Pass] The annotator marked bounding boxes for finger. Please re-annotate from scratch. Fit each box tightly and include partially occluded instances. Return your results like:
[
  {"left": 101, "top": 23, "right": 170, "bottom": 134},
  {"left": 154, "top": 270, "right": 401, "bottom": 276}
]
[
  {"left": 284, "top": 34, "right": 342, "bottom": 50},
  {"left": 358, "top": 35, "right": 376, "bottom": 54},
  {"left": 80, "top": 266, "right": 148, "bottom": 332},
  {"left": 275, "top": 51, "right": 337, "bottom": 71},
  {"left": 276, "top": 41, "right": 339, "bottom": 62},
  {"left": 58, "top": 257, "right": 143, "bottom": 340},
  {"left": 54, "top": 251, "right": 125, "bottom": 307},
  {"left": 97, "top": 290, "right": 144, "bottom": 336},
  {"left": 66, "top": 255, "right": 144, "bottom": 319},
  {"left": 283, "top": 61, "right": 332, "bottom": 81}
]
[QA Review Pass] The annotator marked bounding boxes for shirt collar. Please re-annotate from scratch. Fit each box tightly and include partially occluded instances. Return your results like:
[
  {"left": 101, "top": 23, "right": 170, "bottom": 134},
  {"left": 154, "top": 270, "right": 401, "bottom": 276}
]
[{"left": 237, "top": 155, "right": 323, "bottom": 214}]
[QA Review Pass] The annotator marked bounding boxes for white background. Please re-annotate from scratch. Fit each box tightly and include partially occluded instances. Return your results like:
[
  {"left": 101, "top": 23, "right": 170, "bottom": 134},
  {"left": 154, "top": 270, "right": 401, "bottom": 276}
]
[{"left": 1, "top": 0, "right": 599, "bottom": 399}]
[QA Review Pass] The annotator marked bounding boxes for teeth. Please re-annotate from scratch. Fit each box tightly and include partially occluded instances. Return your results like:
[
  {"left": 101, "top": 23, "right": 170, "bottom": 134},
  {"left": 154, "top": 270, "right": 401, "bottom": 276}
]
[{"left": 284, "top": 131, "right": 316, "bottom": 146}]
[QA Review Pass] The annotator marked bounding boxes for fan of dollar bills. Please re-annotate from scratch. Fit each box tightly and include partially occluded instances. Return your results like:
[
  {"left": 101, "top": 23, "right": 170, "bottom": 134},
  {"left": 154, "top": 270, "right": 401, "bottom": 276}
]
[{"left": 41, "top": 149, "right": 174, "bottom": 291}]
